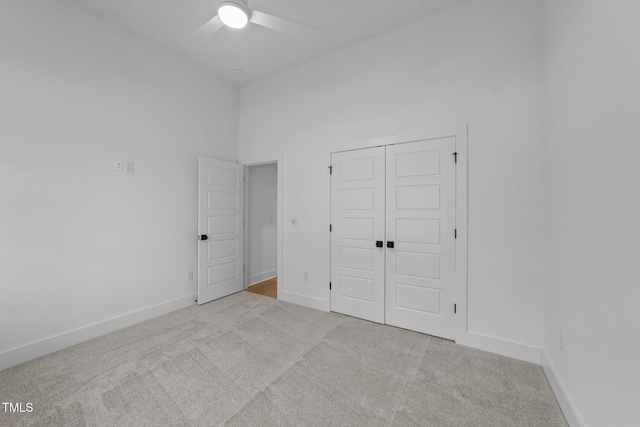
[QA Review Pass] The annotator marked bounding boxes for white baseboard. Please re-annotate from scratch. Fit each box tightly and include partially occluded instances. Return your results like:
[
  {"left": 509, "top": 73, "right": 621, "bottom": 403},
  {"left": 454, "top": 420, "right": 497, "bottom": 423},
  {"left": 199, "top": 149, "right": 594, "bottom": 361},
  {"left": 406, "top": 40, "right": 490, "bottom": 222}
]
[
  {"left": 541, "top": 350, "right": 585, "bottom": 427},
  {"left": 0, "top": 294, "right": 197, "bottom": 372},
  {"left": 465, "top": 332, "right": 541, "bottom": 364},
  {"left": 248, "top": 270, "right": 276, "bottom": 287},
  {"left": 280, "top": 290, "right": 327, "bottom": 312}
]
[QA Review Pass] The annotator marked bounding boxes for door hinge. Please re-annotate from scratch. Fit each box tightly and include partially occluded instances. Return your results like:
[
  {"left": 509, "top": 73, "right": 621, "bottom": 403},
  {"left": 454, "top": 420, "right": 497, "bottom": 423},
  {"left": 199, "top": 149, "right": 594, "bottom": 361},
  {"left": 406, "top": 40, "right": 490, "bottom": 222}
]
[
  {"left": 453, "top": 152, "right": 458, "bottom": 163},
  {"left": 329, "top": 282, "right": 332, "bottom": 290},
  {"left": 454, "top": 303, "right": 457, "bottom": 314},
  {"left": 330, "top": 224, "right": 332, "bottom": 232},
  {"left": 454, "top": 229, "right": 457, "bottom": 239},
  {"left": 329, "top": 165, "right": 333, "bottom": 174}
]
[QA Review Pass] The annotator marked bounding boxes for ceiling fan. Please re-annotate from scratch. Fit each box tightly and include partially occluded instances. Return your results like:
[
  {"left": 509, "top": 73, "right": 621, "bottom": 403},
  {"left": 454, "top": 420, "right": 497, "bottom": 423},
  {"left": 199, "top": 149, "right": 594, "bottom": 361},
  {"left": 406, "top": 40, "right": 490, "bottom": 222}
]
[{"left": 180, "top": 0, "right": 323, "bottom": 50}]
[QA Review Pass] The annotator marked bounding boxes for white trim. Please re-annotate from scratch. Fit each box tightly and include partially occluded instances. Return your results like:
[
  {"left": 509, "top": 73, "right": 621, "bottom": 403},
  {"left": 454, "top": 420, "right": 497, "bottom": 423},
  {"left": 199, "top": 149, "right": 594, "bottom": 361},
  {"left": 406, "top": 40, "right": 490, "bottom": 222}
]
[
  {"left": 327, "top": 150, "right": 332, "bottom": 311},
  {"left": 239, "top": 154, "right": 284, "bottom": 301},
  {"left": 0, "top": 294, "right": 196, "bottom": 372},
  {"left": 541, "top": 351, "right": 585, "bottom": 427},
  {"left": 465, "top": 332, "right": 541, "bottom": 364},
  {"left": 326, "top": 122, "right": 469, "bottom": 154},
  {"left": 243, "top": 164, "right": 250, "bottom": 290},
  {"left": 280, "top": 291, "right": 326, "bottom": 312},
  {"left": 454, "top": 125, "right": 469, "bottom": 345},
  {"left": 248, "top": 270, "right": 277, "bottom": 286}
]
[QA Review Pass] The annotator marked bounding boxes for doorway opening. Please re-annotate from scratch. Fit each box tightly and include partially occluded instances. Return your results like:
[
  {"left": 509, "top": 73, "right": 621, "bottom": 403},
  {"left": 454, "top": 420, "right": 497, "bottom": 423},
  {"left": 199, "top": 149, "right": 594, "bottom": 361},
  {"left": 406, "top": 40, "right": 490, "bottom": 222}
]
[{"left": 244, "top": 162, "right": 278, "bottom": 299}]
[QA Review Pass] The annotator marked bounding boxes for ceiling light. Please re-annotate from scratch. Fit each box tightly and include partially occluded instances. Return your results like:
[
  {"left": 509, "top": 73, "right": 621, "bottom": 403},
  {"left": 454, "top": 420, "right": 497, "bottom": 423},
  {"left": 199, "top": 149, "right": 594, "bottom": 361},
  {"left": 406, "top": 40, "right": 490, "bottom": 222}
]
[{"left": 218, "top": 0, "right": 249, "bottom": 29}]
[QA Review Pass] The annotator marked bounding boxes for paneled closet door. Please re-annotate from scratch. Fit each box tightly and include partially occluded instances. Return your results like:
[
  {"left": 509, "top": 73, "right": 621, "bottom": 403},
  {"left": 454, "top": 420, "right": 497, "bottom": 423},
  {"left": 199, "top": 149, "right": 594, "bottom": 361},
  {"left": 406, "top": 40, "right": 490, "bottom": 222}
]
[
  {"left": 330, "top": 147, "right": 386, "bottom": 323},
  {"left": 384, "top": 138, "right": 456, "bottom": 339}
]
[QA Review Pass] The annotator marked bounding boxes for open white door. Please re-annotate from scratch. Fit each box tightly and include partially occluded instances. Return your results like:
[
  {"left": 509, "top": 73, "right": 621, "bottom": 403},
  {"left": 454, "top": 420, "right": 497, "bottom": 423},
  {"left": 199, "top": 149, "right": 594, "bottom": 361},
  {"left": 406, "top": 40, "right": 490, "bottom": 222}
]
[{"left": 197, "top": 157, "right": 244, "bottom": 305}]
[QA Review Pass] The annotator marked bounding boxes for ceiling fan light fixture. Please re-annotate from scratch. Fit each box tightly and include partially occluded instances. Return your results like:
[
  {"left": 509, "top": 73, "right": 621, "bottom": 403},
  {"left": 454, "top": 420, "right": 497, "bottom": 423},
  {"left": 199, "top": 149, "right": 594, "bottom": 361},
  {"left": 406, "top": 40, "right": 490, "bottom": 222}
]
[{"left": 218, "top": 0, "right": 249, "bottom": 29}]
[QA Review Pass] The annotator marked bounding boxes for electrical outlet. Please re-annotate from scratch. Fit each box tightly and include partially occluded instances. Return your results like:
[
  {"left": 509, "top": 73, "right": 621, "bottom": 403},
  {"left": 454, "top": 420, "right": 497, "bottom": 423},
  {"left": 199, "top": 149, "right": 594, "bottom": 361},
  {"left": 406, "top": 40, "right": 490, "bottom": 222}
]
[
  {"left": 125, "top": 161, "right": 135, "bottom": 173},
  {"left": 303, "top": 272, "right": 309, "bottom": 281},
  {"left": 113, "top": 160, "right": 123, "bottom": 172},
  {"left": 559, "top": 333, "right": 565, "bottom": 355},
  {"left": 187, "top": 270, "right": 194, "bottom": 281}
]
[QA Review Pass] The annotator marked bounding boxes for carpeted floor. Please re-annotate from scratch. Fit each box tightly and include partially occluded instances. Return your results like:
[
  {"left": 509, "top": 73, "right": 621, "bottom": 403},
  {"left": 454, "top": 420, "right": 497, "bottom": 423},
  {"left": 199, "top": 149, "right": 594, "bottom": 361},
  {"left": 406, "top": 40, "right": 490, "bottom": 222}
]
[{"left": 0, "top": 292, "right": 567, "bottom": 426}]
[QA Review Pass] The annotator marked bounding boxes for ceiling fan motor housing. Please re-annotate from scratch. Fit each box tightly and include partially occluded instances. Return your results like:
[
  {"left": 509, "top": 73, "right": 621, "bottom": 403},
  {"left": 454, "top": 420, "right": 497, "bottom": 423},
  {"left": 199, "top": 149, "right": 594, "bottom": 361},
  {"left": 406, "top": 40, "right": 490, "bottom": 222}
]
[{"left": 218, "top": 0, "right": 251, "bottom": 29}]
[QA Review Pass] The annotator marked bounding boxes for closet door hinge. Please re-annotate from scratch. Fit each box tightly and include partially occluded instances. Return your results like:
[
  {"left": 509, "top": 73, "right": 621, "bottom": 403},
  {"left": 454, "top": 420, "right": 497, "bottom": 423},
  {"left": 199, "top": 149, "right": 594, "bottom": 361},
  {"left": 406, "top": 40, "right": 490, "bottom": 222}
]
[
  {"left": 330, "top": 224, "right": 332, "bottom": 232},
  {"left": 453, "top": 152, "right": 458, "bottom": 163},
  {"left": 454, "top": 304, "right": 457, "bottom": 314},
  {"left": 454, "top": 229, "right": 457, "bottom": 239},
  {"left": 329, "top": 282, "right": 332, "bottom": 290},
  {"left": 329, "top": 166, "right": 333, "bottom": 174}
]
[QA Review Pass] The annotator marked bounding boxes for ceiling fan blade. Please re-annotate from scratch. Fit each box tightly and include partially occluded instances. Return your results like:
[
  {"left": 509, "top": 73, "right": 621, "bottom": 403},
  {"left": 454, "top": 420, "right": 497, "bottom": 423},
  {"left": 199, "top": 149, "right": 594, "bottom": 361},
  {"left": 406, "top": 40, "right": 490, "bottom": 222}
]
[
  {"left": 250, "top": 10, "right": 323, "bottom": 40},
  {"left": 179, "top": 15, "right": 224, "bottom": 50}
]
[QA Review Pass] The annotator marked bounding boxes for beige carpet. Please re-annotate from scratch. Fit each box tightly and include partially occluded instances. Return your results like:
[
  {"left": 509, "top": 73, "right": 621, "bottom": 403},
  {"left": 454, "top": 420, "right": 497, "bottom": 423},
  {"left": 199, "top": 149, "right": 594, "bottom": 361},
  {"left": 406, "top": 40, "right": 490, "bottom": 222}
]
[{"left": 0, "top": 292, "right": 567, "bottom": 426}]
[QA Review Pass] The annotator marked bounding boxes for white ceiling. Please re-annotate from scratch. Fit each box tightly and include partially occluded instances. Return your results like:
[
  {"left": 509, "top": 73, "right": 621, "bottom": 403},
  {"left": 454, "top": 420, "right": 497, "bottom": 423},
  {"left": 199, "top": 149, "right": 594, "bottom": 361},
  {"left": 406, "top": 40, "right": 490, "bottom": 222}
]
[{"left": 72, "top": 0, "right": 468, "bottom": 86}]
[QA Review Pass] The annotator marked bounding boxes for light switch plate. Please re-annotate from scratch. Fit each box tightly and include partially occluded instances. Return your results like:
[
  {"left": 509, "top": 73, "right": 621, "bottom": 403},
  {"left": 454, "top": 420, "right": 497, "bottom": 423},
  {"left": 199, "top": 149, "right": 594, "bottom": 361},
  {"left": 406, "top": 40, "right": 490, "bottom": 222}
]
[{"left": 125, "top": 161, "right": 135, "bottom": 173}]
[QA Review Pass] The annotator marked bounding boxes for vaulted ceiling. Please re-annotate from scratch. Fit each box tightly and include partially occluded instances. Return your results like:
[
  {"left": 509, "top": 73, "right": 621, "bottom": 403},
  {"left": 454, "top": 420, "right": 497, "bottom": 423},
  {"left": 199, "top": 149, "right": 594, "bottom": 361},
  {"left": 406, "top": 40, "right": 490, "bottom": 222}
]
[{"left": 72, "top": 0, "right": 468, "bottom": 86}]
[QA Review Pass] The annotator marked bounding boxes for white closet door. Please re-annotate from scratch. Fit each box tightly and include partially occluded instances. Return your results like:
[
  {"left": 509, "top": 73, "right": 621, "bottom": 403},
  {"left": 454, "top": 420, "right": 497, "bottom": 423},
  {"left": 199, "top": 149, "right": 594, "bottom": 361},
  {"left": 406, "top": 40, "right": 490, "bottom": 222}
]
[
  {"left": 330, "top": 147, "right": 386, "bottom": 323},
  {"left": 385, "top": 138, "right": 456, "bottom": 339}
]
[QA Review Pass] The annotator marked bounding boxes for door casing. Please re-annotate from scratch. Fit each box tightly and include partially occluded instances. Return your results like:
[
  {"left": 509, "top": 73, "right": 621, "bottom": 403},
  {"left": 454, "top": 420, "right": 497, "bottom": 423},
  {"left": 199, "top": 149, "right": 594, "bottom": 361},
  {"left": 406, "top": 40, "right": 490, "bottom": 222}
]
[{"left": 241, "top": 154, "right": 284, "bottom": 299}]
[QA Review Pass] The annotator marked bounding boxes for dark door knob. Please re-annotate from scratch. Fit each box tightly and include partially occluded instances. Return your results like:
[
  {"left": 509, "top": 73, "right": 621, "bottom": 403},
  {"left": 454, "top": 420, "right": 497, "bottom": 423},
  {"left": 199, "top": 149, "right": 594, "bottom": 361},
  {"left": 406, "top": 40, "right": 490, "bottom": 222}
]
[
  {"left": 199, "top": 234, "right": 208, "bottom": 241},
  {"left": 376, "top": 240, "right": 383, "bottom": 247},
  {"left": 387, "top": 241, "right": 394, "bottom": 248}
]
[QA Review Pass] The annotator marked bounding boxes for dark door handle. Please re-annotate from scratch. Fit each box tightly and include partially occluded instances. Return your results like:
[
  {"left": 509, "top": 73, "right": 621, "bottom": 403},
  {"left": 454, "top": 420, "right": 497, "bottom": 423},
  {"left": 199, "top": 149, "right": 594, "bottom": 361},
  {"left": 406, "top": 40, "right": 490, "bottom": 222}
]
[
  {"left": 199, "top": 235, "right": 208, "bottom": 241},
  {"left": 387, "top": 241, "right": 394, "bottom": 248},
  {"left": 376, "top": 240, "right": 383, "bottom": 248}
]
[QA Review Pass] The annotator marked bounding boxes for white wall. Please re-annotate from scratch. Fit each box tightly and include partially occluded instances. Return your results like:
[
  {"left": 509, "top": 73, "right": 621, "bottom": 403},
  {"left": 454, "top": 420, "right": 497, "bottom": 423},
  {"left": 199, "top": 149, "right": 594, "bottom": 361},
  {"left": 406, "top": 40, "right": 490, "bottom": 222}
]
[
  {"left": 0, "top": 0, "right": 238, "bottom": 367},
  {"left": 239, "top": 0, "right": 545, "bottom": 356},
  {"left": 247, "top": 163, "right": 277, "bottom": 285},
  {"left": 543, "top": 1, "right": 640, "bottom": 425}
]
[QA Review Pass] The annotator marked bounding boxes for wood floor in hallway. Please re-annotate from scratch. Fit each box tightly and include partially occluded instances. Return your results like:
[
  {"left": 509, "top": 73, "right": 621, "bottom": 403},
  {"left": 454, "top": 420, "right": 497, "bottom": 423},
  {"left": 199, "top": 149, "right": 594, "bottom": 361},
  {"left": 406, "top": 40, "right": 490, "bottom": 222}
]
[{"left": 246, "top": 277, "right": 277, "bottom": 299}]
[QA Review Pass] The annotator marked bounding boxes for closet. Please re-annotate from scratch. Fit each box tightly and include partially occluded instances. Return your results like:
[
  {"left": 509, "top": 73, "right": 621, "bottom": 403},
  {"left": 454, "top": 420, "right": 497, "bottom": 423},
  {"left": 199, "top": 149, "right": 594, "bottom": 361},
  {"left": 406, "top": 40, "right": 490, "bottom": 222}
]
[{"left": 330, "top": 137, "right": 457, "bottom": 340}]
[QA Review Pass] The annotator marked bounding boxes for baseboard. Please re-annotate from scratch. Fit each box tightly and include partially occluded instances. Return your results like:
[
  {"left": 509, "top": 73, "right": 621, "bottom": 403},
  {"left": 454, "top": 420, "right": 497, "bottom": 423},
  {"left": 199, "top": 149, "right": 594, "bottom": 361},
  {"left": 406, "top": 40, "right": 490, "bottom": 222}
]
[
  {"left": 248, "top": 270, "right": 276, "bottom": 286},
  {"left": 541, "top": 350, "right": 585, "bottom": 427},
  {"left": 280, "top": 290, "right": 327, "bottom": 312},
  {"left": 465, "top": 332, "right": 541, "bottom": 364},
  {"left": 0, "top": 294, "right": 197, "bottom": 372}
]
